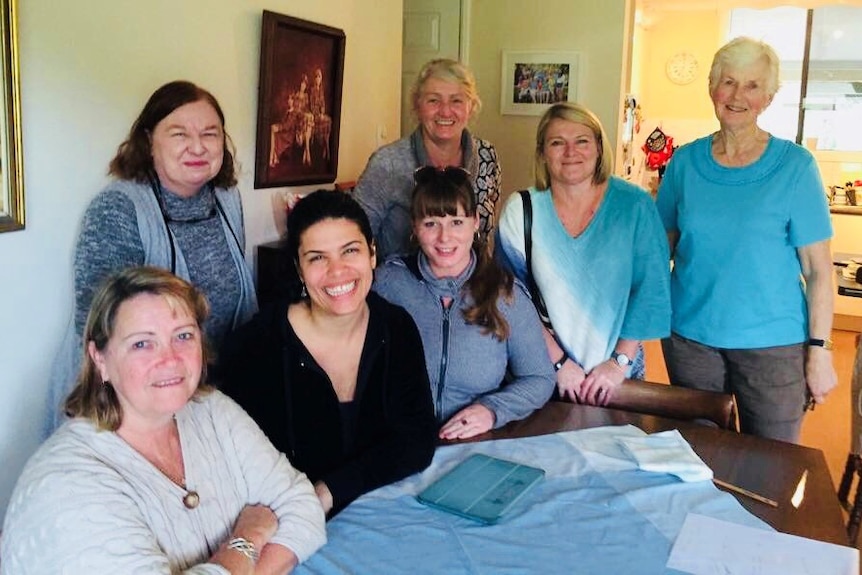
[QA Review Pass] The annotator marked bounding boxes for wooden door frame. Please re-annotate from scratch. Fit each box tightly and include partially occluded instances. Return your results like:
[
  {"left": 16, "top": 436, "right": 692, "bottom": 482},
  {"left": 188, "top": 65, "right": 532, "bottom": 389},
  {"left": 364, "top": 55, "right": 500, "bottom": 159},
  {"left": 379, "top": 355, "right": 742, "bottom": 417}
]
[{"left": 458, "top": 0, "right": 471, "bottom": 63}]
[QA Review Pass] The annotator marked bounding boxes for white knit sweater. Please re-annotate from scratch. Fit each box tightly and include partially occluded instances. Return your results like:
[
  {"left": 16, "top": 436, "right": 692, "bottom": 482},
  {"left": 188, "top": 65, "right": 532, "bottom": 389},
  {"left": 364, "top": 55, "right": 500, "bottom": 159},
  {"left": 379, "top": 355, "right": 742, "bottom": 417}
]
[{"left": 1, "top": 391, "right": 325, "bottom": 574}]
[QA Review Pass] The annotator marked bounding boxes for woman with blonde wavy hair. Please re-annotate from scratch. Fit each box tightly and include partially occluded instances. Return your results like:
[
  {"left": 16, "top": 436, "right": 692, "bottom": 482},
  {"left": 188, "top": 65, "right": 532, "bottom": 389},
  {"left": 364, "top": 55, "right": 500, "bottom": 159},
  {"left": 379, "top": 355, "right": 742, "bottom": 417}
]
[
  {"left": 353, "top": 58, "right": 502, "bottom": 260},
  {"left": 496, "top": 102, "right": 670, "bottom": 407}
]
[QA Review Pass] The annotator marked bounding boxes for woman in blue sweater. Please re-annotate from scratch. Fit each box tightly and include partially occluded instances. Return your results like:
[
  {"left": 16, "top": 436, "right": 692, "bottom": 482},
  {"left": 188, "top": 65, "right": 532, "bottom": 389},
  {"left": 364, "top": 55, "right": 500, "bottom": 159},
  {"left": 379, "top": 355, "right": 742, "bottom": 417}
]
[
  {"left": 374, "top": 167, "right": 555, "bottom": 440},
  {"left": 656, "top": 37, "right": 836, "bottom": 442}
]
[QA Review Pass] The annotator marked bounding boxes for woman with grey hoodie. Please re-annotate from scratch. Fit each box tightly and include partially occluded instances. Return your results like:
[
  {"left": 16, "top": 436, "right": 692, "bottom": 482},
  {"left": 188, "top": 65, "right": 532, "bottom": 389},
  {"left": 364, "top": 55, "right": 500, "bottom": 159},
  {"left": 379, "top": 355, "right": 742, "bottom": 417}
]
[{"left": 374, "top": 166, "right": 555, "bottom": 440}]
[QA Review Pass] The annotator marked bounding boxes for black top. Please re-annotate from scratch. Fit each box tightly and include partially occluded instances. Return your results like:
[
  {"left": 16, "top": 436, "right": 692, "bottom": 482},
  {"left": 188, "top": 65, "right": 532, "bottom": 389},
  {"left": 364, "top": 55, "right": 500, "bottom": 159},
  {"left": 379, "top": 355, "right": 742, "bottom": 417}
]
[
  {"left": 218, "top": 291, "right": 437, "bottom": 515},
  {"left": 338, "top": 400, "right": 358, "bottom": 454}
]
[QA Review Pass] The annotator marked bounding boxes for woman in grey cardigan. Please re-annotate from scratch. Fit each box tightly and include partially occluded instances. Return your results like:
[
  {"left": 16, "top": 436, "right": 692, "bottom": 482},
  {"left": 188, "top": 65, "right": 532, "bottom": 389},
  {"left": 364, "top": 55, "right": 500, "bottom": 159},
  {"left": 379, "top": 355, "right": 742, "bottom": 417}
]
[
  {"left": 374, "top": 167, "right": 555, "bottom": 440},
  {"left": 45, "top": 81, "right": 257, "bottom": 433},
  {"left": 353, "top": 58, "right": 501, "bottom": 260}
]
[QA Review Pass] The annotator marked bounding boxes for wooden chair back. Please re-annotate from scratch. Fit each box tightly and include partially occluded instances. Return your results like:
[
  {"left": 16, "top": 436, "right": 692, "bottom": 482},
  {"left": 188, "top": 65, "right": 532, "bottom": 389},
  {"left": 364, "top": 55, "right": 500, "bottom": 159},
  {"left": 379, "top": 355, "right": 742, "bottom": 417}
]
[{"left": 606, "top": 379, "right": 737, "bottom": 431}]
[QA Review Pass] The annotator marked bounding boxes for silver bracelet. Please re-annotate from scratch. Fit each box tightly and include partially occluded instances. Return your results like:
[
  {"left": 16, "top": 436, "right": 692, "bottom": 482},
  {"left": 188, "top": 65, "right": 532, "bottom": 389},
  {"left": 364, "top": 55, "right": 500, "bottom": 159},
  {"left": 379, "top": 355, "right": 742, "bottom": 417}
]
[{"left": 227, "top": 537, "right": 259, "bottom": 563}]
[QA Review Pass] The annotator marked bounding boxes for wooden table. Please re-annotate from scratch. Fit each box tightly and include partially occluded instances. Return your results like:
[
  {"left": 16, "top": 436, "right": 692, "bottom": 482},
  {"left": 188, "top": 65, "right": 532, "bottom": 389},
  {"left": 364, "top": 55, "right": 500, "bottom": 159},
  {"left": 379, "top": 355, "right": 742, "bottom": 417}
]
[{"left": 462, "top": 401, "right": 849, "bottom": 546}]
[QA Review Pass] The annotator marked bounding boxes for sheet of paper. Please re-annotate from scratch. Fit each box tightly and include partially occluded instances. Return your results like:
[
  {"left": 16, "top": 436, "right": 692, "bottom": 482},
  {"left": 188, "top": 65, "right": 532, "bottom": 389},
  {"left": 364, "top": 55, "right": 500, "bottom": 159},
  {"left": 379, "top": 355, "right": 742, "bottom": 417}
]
[{"left": 667, "top": 513, "right": 858, "bottom": 575}]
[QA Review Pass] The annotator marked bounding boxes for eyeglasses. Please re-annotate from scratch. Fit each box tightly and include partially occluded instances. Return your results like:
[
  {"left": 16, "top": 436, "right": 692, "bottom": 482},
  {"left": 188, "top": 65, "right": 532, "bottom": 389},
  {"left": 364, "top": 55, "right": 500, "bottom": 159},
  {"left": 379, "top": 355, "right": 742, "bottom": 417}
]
[{"left": 413, "top": 165, "right": 472, "bottom": 185}]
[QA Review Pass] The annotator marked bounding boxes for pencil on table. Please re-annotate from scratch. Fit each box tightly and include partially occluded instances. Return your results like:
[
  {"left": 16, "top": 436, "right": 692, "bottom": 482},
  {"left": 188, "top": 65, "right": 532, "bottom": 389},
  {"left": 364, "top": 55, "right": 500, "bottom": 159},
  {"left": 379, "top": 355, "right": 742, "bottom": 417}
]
[{"left": 713, "top": 478, "right": 779, "bottom": 508}]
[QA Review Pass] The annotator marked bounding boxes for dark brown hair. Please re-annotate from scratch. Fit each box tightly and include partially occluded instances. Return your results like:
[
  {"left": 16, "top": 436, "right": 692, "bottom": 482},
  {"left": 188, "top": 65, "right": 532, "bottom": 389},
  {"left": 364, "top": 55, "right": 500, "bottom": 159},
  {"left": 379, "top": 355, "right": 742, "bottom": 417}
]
[
  {"left": 411, "top": 168, "right": 513, "bottom": 340},
  {"left": 65, "top": 266, "right": 212, "bottom": 431},
  {"left": 285, "top": 190, "right": 376, "bottom": 302},
  {"left": 108, "top": 80, "right": 237, "bottom": 188}
]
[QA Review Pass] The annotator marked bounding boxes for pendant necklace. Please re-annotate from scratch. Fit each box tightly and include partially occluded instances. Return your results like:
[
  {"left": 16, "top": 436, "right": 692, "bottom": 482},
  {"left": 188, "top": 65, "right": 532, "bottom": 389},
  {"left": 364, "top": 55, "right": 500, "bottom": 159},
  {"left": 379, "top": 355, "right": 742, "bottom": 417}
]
[
  {"left": 173, "top": 474, "right": 200, "bottom": 510},
  {"left": 122, "top": 417, "right": 200, "bottom": 510},
  {"left": 151, "top": 458, "right": 200, "bottom": 509},
  {"left": 183, "top": 488, "right": 200, "bottom": 510},
  {"left": 165, "top": 417, "right": 199, "bottom": 509}
]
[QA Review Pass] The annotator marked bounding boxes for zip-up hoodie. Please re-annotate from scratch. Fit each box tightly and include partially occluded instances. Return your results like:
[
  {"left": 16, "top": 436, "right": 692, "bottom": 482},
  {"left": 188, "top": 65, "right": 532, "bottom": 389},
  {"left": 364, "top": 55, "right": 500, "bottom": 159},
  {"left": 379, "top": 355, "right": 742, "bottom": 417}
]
[{"left": 373, "top": 251, "right": 555, "bottom": 427}]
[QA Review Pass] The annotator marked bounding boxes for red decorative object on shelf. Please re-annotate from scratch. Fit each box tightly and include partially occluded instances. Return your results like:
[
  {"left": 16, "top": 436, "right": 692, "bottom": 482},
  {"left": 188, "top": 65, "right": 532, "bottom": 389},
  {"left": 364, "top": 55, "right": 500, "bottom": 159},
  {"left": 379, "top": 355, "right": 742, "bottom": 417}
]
[{"left": 643, "top": 126, "right": 675, "bottom": 176}]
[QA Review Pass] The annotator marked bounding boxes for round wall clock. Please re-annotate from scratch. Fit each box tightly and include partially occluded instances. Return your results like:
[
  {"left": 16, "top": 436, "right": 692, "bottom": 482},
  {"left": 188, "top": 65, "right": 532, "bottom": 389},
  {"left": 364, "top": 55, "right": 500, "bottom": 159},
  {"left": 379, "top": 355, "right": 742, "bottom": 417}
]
[{"left": 665, "top": 52, "right": 699, "bottom": 85}]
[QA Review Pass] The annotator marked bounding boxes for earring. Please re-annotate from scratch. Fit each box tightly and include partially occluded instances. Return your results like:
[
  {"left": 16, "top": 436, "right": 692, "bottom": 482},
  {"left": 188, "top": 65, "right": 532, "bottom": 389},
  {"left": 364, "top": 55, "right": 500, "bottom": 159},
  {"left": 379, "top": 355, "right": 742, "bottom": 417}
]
[{"left": 300, "top": 282, "right": 308, "bottom": 298}]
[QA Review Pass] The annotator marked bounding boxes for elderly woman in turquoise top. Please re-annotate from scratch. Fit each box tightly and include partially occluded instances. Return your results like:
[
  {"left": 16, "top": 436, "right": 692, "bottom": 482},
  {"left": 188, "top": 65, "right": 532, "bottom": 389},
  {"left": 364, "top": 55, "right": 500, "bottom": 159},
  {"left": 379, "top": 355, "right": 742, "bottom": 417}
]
[
  {"left": 497, "top": 102, "right": 670, "bottom": 407},
  {"left": 655, "top": 37, "right": 836, "bottom": 443}
]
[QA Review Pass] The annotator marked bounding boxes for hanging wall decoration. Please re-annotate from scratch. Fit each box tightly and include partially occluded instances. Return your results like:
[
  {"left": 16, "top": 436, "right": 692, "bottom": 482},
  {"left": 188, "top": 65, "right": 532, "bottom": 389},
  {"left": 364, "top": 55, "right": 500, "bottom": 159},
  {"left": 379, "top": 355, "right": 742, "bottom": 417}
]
[
  {"left": 643, "top": 127, "right": 675, "bottom": 176},
  {"left": 254, "top": 11, "right": 346, "bottom": 188}
]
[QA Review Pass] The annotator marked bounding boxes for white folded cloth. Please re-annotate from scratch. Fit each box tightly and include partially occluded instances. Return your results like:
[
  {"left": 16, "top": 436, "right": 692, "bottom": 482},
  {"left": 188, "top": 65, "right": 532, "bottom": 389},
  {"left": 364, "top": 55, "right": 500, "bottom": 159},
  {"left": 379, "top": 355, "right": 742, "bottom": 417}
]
[{"left": 617, "top": 429, "right": 713, "bottom": 482}]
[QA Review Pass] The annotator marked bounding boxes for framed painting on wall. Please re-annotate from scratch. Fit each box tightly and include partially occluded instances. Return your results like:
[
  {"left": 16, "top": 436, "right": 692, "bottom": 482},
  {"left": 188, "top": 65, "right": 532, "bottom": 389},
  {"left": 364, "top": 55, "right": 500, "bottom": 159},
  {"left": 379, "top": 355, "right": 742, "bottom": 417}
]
[
  {"left": 500, "top": 51, "right": 579, "bottom": 116},
  {"left": 0, "top": 0, "right": 24, "bottom": 233},
  {"left": 254, "top": 11, "right": 345, "bottom": 188}
]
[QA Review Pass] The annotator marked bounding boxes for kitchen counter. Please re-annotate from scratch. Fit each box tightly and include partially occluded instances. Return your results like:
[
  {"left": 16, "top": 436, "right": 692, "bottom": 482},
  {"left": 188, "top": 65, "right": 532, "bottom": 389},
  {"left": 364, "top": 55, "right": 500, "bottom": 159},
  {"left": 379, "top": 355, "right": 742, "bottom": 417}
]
[
  {"left": 830, "top": 205, "right": 862, "bottom": 215},
  {"left": 833, "top": 252, "right": 862, "bottom": 328},
  {"left": 834, "top": 252, "right": 862, "bottom": 298}
]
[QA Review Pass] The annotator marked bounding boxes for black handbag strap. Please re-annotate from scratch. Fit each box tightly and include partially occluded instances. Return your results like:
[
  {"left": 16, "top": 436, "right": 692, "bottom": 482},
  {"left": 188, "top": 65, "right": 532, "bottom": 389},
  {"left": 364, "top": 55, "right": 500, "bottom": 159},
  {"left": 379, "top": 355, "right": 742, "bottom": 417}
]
[
  {"left": 518, "top": 190, "right": 552, "bottom": 328},
  {"left": 520, "top": 189, "right": 533, "bottom": 270}
]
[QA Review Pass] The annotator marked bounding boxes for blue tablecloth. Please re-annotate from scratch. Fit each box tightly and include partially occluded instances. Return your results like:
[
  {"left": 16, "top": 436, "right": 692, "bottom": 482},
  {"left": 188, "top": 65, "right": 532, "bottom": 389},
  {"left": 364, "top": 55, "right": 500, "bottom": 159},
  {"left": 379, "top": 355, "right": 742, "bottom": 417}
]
[{"left": 296, "top": 425, "right": 770, "bottom": 575}]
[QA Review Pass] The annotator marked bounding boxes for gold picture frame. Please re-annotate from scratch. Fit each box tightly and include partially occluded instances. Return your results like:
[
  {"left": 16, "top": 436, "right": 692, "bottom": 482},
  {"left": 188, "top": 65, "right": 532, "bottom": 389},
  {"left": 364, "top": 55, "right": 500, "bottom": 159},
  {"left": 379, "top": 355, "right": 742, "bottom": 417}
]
[{"left": 0, "top": 0, "right": 23, "bottom": 233}]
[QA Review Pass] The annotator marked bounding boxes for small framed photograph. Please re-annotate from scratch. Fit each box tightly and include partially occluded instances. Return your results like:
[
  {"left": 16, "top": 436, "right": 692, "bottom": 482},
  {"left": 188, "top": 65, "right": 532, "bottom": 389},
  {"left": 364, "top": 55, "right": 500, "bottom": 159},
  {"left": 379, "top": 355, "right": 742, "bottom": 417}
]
[
  {"left": 254, "top": 11, "right": 346, "bottom": 188},
  {"left": 500, "top": 51, "right": 579, "bottom": 116}
]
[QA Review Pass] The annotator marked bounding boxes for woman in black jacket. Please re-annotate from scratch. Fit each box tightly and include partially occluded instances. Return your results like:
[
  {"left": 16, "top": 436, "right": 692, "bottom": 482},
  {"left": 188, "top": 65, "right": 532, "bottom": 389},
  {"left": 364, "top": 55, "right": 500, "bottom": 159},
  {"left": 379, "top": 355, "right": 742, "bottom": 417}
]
[{"left": 219, "top": 190, "right": 436, "bottom": 517}]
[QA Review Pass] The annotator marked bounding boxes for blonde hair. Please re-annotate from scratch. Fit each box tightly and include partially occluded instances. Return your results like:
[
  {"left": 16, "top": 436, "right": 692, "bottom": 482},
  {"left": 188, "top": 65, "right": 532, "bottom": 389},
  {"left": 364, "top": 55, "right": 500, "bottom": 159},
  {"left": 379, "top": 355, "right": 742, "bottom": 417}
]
[
  {"left": 410, "top": 58, "right": 482, "bottom": 119},
  {"left": 64, "top": 266, "right": 212, "bottom": 431},
  {"left": 709, "top": 36, "right": 780, "bottom": 97},
  {"left": 534, "top": 102, "right": 614, "bottom": 189}
]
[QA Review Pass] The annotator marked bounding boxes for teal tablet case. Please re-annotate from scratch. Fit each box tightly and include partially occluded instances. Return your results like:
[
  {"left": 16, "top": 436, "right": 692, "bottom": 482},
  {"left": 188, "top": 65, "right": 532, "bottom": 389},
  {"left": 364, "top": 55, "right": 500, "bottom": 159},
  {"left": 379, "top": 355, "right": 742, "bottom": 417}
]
[{"left": 417, "top": 454, "right": 545, "bottom": 524}]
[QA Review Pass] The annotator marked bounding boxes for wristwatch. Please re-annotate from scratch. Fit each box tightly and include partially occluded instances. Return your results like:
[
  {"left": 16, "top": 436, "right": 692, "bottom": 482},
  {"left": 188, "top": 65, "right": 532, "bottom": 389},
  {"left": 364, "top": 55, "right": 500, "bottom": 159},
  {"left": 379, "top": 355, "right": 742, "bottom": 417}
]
[
  {"left": 553, "top": 352, "right": 569, "bottom": 372},
  {"left": 611, "top": 351, "right": 632, "bottom": 369},
  {"left": 808, "top": 338, "right": 834, "bottom": 351}
]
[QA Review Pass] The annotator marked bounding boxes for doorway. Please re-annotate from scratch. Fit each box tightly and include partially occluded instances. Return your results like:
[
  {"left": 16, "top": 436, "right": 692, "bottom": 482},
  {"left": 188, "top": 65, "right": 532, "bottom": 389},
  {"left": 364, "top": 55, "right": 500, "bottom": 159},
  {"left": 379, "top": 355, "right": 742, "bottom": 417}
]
[{"left": 401, "top": 0, "right": 463, "bottom": 136}]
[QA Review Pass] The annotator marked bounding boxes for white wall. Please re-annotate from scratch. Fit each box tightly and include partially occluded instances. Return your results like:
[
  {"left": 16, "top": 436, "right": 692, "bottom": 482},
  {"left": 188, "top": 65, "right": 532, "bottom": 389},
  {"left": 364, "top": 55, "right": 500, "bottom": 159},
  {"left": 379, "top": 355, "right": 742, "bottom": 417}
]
[
  {"left": 468, "top": 0, "right": 631, "bottom": 195},
  {"left": 0, "top": 0, "right": 402, "bottom": 520},
  {"left": 0, "top": 0, "right": 640, "bottom": 522}
]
